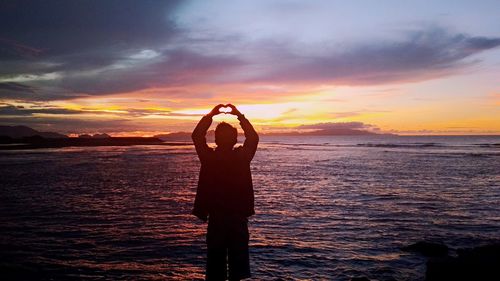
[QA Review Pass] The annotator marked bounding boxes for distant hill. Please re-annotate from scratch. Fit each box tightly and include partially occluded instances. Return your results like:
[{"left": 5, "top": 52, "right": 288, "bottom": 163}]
[
  {"left": 155, "top": 130, "right": 248, "bottom": 141},
  {"left": 155, "top": 131, "right": 221, "bottom": 141},
  {"left": 0, "top": 136, "right": 166, "bottom": 150},
  {"left": 155, "top": 128, "right": 383, "bottom": 141},
  {"left": 0, "top": 125, "right": 67, "bottom": 139},
  {"left": 263, "top": 128, "right": 381, "bottom": 136},
  {"left": 154, "top": 131, "right": 193, "bottom": 141},
  {"left": 78, "top": 133, "right": 111, "bottom": 138},
  {"left": 1, "top": 125, "right": 386, "bottom": 143}
]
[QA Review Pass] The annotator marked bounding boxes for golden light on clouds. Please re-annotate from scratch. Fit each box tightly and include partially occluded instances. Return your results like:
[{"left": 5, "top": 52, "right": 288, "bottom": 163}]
[{"left": 1, "top": 1, "right": 499, "bottom": 135}]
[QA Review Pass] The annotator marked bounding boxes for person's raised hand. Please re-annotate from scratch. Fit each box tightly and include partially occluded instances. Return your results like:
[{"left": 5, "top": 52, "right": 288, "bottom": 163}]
[
  {"left": 208, "top": 104, "right": 225, "bottom": 117},
  {"left": 226, "top": 104, "right": 243, "bottom": 118}
]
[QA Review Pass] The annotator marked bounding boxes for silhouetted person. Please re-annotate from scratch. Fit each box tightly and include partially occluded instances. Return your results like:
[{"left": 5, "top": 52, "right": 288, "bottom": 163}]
[{"left": 192, "top": 104, "right": 259, "bottom": 281}]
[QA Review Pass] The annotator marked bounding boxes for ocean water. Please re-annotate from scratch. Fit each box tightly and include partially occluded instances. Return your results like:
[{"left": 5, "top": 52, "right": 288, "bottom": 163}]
[{"left": 1, "top": 135, "right": 499, "bottom": 280}]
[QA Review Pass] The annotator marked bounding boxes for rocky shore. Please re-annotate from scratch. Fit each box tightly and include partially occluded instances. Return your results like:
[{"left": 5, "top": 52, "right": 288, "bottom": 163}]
[
  {"left": 0, "top": 135, "right": 167, "bottom": 150},
  {"left": 350, "top": 241, "right": 500, "bottom": 281},
  {"left": 418, "top": 242, "right": 500, "bottom": 281}
]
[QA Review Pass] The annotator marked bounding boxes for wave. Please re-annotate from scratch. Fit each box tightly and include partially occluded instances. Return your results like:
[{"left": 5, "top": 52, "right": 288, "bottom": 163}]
[
  {"left": 263, "top": 141, "right": 500, "bottom": 150},
  {"left": 472, "top": 143, "right": 500, "bottom": 148},
  {"left": 356, "top": 142, "right": 445, "bottom": 148}
]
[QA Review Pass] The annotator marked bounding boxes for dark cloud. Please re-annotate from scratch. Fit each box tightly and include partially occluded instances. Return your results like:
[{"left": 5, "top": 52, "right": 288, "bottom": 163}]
[
  {"left": 0, "top": 0, "right": 196, "bottom": 100},
  {"left": 0, "top": 104, "right": 204, "bottom": 119},
  {"left": 0, "top": 105, "right": 93, "bottom": 115},
  {"left": 254, "top": 27, "right": 500, "bottom": 84},
  {"left": 55, "top": 49, "right": 244, "bottom": 95},
  {"left": 0, "top": 105, "right": 84, "bottom": 115},
  {"left": 0, "top": 0, "right": 183, "bottom": 58},
  {"left": 0, "top": 82, "right": 88, "bottom": 101},
  {"left": 0, "top": 82, "right": 35, "bottom": 93},
  {"left": 0, "top": 116, "right": 133, "bottom": 133},
  {"left": 123, "top": 108, "right": 204, "bottom": 118},
  {"left": 1, "top": 0, "right": 499, "bottom": 104}
]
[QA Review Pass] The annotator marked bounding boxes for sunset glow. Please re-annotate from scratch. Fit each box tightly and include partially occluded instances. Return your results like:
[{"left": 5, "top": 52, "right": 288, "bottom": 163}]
[{"left": 1, "top": 1, "right": 499, "bottom": 135}]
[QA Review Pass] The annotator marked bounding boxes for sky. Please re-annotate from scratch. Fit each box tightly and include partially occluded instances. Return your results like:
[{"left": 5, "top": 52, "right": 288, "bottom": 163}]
[{"left": 0, "top": 0, "right": 499, "bottom": 136}]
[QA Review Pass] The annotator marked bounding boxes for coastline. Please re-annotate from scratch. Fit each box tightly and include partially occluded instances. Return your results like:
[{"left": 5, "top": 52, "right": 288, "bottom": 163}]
[{"left": 0, "top": 137, "right": 190, "bottom": 150}]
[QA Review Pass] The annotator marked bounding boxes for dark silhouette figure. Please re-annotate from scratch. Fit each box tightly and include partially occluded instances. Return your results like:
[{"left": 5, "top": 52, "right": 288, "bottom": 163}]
[{"left": 192, "top": 104, "right": 259, "bottom": 281}]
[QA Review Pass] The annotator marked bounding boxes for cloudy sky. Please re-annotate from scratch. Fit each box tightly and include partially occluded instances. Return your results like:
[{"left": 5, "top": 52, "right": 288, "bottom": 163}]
[{"left": 0, "top": 0, "right": 499, "bottom": 135}]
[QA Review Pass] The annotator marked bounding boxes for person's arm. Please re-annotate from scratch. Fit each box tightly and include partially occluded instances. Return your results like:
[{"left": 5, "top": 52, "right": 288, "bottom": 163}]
[
  {"left": 192, "top": 104, "right": 224, "bottom": 161},
  {"left": 227, "top": 104, "right": 259, "bottom": 161}
]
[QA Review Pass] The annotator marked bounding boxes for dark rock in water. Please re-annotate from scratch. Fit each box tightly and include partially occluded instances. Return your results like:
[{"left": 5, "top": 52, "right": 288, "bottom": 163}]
[
  {"left": 425, "top": 243, "right": 500, "bottom": 281},
  {"left": 402, "top": 241, "right": 449, "bottom": 257},
  {"left": 351, "top": 277, "right": 370, "bottom": 281},
  {"left": 0, "top": 135, "right": 13, "bottom": 143}
]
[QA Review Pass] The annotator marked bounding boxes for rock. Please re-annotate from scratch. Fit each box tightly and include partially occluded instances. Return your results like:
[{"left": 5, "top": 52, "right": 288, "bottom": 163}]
[
  {"left": 426, "top": 243, "right": 500, "bottom": 281},
  {"left": 402, "top": 241, "right": 448, "bottom": 257}
]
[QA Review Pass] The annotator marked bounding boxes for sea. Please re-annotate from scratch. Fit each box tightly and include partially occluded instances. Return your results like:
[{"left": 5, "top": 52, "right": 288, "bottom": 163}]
[{"left": 1, "top": 135, "right": 499, "bottom": 280}]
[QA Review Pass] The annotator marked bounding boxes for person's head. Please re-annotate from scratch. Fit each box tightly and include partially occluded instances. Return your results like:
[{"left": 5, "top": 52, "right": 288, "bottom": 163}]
[{"left": 215, "top": 122, "right": 237, "bottom": 148}]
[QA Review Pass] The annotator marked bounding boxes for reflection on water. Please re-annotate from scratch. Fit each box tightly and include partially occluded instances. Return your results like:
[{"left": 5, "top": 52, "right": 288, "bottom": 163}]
[{"left": 1, "top": 136, "right": 499, "bottom": 280}]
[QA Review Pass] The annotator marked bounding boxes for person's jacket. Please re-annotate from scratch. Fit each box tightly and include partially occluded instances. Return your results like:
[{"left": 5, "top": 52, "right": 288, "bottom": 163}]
[{"left": 191, "top": 115, "right": 259, "bottom": 221}]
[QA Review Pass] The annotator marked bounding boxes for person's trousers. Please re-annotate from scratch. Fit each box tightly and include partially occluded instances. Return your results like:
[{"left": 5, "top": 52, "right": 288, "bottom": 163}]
[{"left": 206, "top": 215, "right": 250, "bottom": 281}]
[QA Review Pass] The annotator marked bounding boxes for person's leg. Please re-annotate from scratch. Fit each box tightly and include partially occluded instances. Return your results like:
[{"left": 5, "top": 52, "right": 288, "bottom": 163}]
[
  {"left": 227, "top": 217, "right": 250, "bottom": 281},
  {"left": 206, "top": 246, "right": 227, "bottom": 280},
  {"left": 206, "top": 217, "right": 228, "bottom": 281}
]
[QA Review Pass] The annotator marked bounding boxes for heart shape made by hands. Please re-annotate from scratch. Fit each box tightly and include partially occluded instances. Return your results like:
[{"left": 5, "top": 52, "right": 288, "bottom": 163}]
[{"left": 219, "top": 106, "right": 232, "bottom": 114}]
